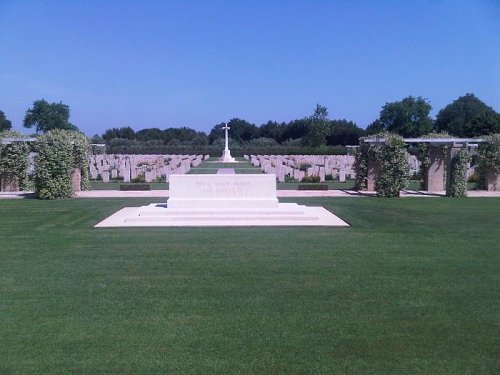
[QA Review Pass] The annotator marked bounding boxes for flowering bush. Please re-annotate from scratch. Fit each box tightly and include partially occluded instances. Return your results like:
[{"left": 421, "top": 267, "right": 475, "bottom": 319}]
[
  {"left": 477, "top": 133, "right": 500, "bottom": 172},
  {"left": 354, "top": 132, "right": 409, "bottom": 197},
  {"left": 447, "top": 146, "right": 470, "bottom": 197},
  {"left": 35, "top": 129, "right": 90, "bottom": 199},
  {"left": 372, "top": 134, "right": 409, "bottom": 197},
  {"left": 0, "top": 131, "right": 30, "bottom": 190},
  {"left": 477, "top": 133, "right": 500, "bottom": 190},
  {"left": 353, "top": 140, "right": 369, "bottom": 190}
]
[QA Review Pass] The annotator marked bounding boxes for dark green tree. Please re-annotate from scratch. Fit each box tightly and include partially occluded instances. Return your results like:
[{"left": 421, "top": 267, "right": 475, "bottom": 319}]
[
  {"left": 365, "top": 119, "right": 384, "bottom": 135},
  {"left": 136, "top": 127, "right": 164, "bottom": 141},
  {"left": 281, "top": 118, "right": 309, "bottom": 141},
  {"left": 303, "top": 104, "right": 331, "bottom": 147},
  {"left": 378, "top": 96, "right": 433, "bottom": 137},
  {"left": 102, "top": 126, "right": 135, "bottom": 141},
  {"left": 208, "top": 119, "right": 259, "bottom": 144},
  {"left": 435, "top": 93, "right": 500, "bottom": 137},
  {"left": 227, "top": 118, "right": 259, "bottom": 143},
  {"left": 259, "top": 121, "right": 286, "bottom": 143},
  {"left": 191, "top": 131, "right": 209, "bottom": 146},
  {"left": 0, "top": 110, "right": 12, "bottom": 131},
  {"left": 208, "top": 122, "right": 225, "bottom": 144},
  {"left": 163, "top": 127, "right": 200, "bottom": 143},
  {"left": 91, "top": 134, "right": 105, "bottom": 144},
  {"left": 327, "top": 120, "right": 365, "bottom": 146},
  {"left": 23, "top": 99, "right": 78, "bottom": 133}
]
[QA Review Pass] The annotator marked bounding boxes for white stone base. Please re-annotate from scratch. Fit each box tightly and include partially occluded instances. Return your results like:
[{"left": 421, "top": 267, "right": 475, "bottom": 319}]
[
  {"left": 95, "top": 173, "right": 350, "bottom": 227},
  {"left": 95, "top": 203, "right": 350, "bottom": 227},
  {"left": 220, "top": 149, "right": 236, "bottom": 163}
]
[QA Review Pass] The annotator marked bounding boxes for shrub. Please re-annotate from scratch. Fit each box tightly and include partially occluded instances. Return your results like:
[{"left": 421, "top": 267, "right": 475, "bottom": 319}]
[
  {"left": 373, "top": 134, "right": 410, "bottom": 197},
  {"left": 467, "top": 172, "right": 480, "bottom": 183},
  {"left": 477, "top": 133, "right": 500, "bottom": 172},
  {"left": 0, "top": 131, "right": 30, "bottom": 190},
  {"left": 35, "top": 129, "right": 90, "bottom": 199},
  {"left": 299, "top": 163, "right": 312, "bottom": 172},
  {"left": 354, "top": 132, "right": 410, "bottom": 196},
  {"left": 476, "top": 133, "right": 500, "bottom": 189},
  {"left": 131, "top": 175, "right": 146, "bottom": 183},
  {"left": 302, "top": 175, "right": 320, "bottom": 183},
  {"left": 353, "top": 140, "right": 369, "bottom": 190},
  {"left": 119, "top": 183, "right": 151, "bottom": 191},
  {"left": 447, "top": 146, "right": 470, "bottom": 197},
  {"left": 298, "top": 184, "right": 328, "bottom": 190}
]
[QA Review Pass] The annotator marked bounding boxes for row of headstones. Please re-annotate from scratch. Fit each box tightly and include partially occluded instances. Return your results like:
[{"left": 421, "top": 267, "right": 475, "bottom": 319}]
[
  {"left": 88, "top": 154, "right": 209, "bottom": 183},
  {"left": 245, "top": 154, "right": 423, "bottom": 183},
  {"left": 245, "top": 155, "right": 358, "bottom": 182}
]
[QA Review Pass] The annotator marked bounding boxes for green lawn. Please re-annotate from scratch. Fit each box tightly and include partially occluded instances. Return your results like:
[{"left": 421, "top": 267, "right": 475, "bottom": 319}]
[{"left": 1, "top": 197, "right": 499, "bottom": 374}]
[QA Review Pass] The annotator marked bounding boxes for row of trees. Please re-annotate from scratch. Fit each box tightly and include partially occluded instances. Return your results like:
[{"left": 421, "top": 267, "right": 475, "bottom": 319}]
[
  {"left": 1, "top": 94, "right": 498, "bottom": 152},
  {"left": 99, "top": 107, "right": 363, "bottom": 149},
  {"left": 1, "top": 99, "right": 78, "bottom": 134},
  {"left": 98, "top": 94, "right": 499, "bottom": 152},
  {"left": 366, "top": 94, "right": 500, "bottom": 138}
]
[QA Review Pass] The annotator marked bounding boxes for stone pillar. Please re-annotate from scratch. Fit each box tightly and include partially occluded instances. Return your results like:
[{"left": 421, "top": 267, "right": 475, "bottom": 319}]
[
  {"left": 0, "top": 174, "right": 19, "bottom": 192},
  {"left": 425, "top": 146, "right": 446, "bottom": 191},
  {"left": 485, "top": 169, "right": 499, "bottom": 191},
  {"left": 367, "top": 158, "right": 379, "bottom": 191},
  {"left": 71, "top": 168, "right": 81, "bottom": 193}
]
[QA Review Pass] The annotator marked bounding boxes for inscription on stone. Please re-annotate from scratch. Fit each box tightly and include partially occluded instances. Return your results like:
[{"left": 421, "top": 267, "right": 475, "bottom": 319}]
[{"left": 168, "top": 174, "right": 278, "bottom": 208}]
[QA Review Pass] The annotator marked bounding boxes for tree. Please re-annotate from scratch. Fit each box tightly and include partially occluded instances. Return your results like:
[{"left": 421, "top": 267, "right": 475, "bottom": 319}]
[
  {"left": 227, "top": 118, "right": 259, "bottom": 143},
  {"left": 136, "top": 127, "right": 164, "bottom": 141},
  {"left": 435, "top": 93, "right": 500, "bottom": 137},
  {"left": 0, "top": 110, "right": 12, "bottom": 131},
  {"left": 303, "top": 104, "right": 330, "bottom": 147},
  {"left": 377, "top": 96, "right": 433, "bottom": 137},
  {"left": 23, "top": 99, "right": 78, "bottom": 133},
  {"left": 102, "top": 126, "right": 135, "bottom": 141},
  {"left": 327, "top": 120, "right": 365, "bottom": 146},
  {"left": 208, "top": 122, "right": 225, "bottom": 144},
  {"left": 365, "top": 119, "right": 384, "bottom": 135},
  {"left": 281, "top": 119, "right": 308, "bottom": 141},
  {"left": 247, "top": 137, "right": 280, "bottom": 147},
  {"left": 259, "top": 121, "right": 286, "bottom": 143},
  {"left": 163, "top": 127, "right": 200, "bottom": 143},
  {"left": 208, "top": 119, "right": 259, "bottom": 145}
]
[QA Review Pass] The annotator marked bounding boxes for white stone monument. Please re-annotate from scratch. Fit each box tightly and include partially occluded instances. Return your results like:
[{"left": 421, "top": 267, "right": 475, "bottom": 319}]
[
  {"left": 95, "top": 173, "right": 349, "bottom": 227},
  {"left": 220, "top": 123, "right": 236, "bottom": 163}
]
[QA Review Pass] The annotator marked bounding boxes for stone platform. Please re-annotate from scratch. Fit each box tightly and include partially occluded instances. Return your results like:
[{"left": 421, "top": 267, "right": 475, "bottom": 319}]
[
  {"left": 94, "top": 203, "right": 349, "bottom": 227},
  {"left": 95, "top": 174, "right": 350, "bottom": 227}
]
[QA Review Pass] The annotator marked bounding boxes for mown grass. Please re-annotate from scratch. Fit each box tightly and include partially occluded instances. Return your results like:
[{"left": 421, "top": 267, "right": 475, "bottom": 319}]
[{"left": 1, "top": 197, "right": 499, "bottom": 374}]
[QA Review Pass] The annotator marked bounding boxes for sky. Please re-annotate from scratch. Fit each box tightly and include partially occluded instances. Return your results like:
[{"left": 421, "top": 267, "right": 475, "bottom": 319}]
[{"left": 1, "top": 0, "right": 499, "bottom": 136}]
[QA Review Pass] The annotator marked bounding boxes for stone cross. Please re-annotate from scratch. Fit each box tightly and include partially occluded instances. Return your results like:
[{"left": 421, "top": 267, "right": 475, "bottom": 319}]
[
  {"left": 223, "top": 123, "right": 230, "bottom": 152},
  {"left": 220, "top": 123, "right": 235, "bottom": 162}
]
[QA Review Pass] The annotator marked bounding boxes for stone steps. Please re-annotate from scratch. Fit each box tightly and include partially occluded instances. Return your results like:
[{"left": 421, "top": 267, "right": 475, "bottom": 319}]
[{"left": 95, "top": 203, "right": 349, "bottom": 227}]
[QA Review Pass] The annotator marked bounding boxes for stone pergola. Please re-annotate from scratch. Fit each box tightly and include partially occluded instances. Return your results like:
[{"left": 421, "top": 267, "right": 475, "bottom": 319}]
[
  {"left": 361, "top": 137, "right": 498, "bottom": 192},
  {"left": 0, "top": 137, "right": 82, "bottom": 193}
]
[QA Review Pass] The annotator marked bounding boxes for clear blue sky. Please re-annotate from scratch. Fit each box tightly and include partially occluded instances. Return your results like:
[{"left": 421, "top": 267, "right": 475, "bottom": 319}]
[{"left": 1, "top": 0, "right": 499, "bottom": 136}]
